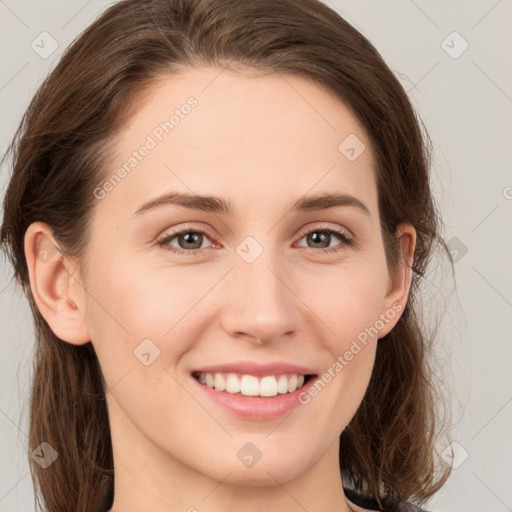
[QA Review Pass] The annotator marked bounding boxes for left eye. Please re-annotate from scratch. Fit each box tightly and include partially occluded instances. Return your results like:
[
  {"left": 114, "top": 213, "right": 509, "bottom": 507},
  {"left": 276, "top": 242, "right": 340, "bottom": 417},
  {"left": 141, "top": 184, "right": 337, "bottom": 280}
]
[
  {"left": 295, "top": 227, "right": 353, "bottom": 252},
  {"left": 156, "top": 226, "right": 354, "bottom": 256}
]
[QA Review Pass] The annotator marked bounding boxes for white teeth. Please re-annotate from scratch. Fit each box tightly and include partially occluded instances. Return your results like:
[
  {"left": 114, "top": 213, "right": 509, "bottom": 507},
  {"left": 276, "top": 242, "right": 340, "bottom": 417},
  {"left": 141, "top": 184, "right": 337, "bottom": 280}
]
[
  {"left": 205, "top": 374, "right": 215, "bottom": 387},
  {"left": 214, "top": 373, "right": 226, "bottom": 392},
  {"left": 225, "top": 373, "right": 241, "bottom": 393},
  {"left": 277, "top": 375, "right": 289, "bottom": 394},
  {"left": 240, "top": 375, "right": 260, "bottom": 396},
  {"left": 287, "top": 374, "right": 298, "bottom": 392},
  {"left": 259, "top": 376, "right": 278, "bottom": 397},
  {"left": 195, "top": 372, "right": 310, "bottom": 396}
]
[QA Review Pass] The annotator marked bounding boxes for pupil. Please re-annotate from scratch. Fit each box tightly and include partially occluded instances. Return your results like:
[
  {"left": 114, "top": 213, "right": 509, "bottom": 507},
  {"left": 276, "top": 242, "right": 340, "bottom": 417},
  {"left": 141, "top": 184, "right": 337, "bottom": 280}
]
[
  {"left": 309, "top": 232, "right": 329, "bottom": 248},
  {"left": 182, "top": 232, "right": 201, "bottom": 249}
]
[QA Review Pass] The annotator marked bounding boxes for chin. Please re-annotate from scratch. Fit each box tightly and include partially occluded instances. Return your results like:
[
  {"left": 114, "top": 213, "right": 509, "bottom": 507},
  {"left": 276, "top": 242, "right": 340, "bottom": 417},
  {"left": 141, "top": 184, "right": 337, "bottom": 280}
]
[{"left": 208, "top": 457, "right": 308, "bottom": 487}]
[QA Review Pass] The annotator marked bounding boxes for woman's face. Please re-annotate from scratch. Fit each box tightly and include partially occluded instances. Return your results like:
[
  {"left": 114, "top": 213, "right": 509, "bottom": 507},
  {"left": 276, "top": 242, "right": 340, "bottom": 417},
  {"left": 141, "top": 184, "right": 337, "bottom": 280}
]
[{"left": 35, "top": 67, "right": 415, "bottom": 497}]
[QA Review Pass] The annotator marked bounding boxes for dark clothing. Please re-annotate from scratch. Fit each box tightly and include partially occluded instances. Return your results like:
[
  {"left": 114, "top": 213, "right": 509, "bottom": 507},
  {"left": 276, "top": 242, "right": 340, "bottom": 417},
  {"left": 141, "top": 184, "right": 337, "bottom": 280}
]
[{"left": 345, "top": 487, "right": 429, "bottom": 511}]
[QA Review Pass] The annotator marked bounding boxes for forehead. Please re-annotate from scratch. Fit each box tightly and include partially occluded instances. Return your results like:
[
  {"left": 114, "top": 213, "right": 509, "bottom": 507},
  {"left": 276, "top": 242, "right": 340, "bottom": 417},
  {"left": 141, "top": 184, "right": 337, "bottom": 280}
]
[{"left": 96, "top": 67, "right": 378, "bottom": 220}]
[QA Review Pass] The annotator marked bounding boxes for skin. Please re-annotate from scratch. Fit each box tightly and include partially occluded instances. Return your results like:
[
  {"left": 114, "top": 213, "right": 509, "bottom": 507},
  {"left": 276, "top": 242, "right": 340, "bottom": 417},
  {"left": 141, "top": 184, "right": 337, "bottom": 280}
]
[{"left": 24, "top": 67, "right": 416, "bottom": 512}]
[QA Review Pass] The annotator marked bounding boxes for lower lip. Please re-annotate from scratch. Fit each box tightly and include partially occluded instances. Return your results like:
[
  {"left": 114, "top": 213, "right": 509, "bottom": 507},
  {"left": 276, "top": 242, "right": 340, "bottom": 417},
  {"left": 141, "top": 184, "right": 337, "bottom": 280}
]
[{"left": 191, "top": 374, "right": 318, "bottom": 420}]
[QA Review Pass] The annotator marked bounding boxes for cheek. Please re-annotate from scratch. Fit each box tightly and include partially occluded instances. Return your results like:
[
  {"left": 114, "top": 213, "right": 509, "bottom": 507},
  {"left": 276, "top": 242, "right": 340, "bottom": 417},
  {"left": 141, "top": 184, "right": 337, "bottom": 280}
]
[
  {"left": 84, "top": 253, "right": 202, "bottom": 344},
  {"left": 82, "top": 261, "right": 200, "bottom": 423},
  {"left": 294, "top": 259, "right": 387, "bottom": 399},
  {"left": 294, "top": 270, "right": 385, "bottom": 434},
  {"left": 300, "top": 258, "right": 388, "bottom": 344},
  {"left": 82, "top": 253, "right": 229, "bottom": 407}
]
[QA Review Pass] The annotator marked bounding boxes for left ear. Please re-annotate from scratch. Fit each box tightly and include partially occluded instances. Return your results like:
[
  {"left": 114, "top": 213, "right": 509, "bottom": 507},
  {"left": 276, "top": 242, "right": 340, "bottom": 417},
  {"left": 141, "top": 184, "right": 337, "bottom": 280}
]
[{"left": 377, "top": 222, "right": 417, "bottom": 338}]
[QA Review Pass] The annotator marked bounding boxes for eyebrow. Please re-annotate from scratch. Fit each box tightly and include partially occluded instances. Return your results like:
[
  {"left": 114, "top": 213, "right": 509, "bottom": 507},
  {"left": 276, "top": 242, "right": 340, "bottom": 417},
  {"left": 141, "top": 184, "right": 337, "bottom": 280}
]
[{"left": 131, "top": 191, "right": 371, "bottom": 218}]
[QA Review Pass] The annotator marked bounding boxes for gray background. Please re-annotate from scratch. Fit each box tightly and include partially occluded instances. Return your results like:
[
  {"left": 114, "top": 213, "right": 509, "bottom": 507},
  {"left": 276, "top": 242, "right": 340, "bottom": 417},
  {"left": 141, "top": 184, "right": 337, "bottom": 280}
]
[{"left": 1, "top": 1, "right": 511, "bottom": 511}]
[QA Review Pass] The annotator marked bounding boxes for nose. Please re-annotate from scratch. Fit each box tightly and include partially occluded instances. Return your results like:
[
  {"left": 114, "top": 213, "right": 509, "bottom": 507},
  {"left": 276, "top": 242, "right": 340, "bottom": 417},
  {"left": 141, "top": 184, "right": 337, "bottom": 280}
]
[{"left": 219, "top": 245, "right": 299, "bottom": 344}]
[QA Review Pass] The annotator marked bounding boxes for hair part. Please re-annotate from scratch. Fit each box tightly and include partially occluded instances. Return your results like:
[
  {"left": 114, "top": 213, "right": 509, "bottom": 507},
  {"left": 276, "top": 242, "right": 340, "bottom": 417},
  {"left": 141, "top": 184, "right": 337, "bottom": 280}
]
[{"left": 0, "top": 0, "right": 454, "bottom": 510}]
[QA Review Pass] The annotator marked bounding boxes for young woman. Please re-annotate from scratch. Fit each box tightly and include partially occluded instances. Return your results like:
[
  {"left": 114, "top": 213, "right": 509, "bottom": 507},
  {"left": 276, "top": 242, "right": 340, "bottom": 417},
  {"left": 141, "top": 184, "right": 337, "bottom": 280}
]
[{"left": 0, "top": 0, "right": 454, "bottom": 510}]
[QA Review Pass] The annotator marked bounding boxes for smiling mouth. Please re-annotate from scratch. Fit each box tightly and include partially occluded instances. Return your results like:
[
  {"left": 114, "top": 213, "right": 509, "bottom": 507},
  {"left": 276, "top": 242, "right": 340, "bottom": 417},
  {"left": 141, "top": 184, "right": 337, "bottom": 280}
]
[{"left": 191, "top": 371, "right": 317, "bottom": 398}]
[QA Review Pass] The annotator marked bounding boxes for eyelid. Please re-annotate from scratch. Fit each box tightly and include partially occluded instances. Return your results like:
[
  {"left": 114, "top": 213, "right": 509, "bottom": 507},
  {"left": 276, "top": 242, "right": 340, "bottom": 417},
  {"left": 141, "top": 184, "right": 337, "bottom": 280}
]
[
  {"left": 157, "top": 222, "right": 216, "bottom": 242},
  {"left": 295, "top": 223, "right": 353, "bottom": 241}
]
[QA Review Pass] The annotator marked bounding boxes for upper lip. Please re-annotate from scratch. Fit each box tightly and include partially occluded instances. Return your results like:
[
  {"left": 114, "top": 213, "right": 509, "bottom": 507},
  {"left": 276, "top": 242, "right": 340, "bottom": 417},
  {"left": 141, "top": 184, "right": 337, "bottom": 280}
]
[{"left": 192, "top": 361, "right": 317, "bottom": 377}]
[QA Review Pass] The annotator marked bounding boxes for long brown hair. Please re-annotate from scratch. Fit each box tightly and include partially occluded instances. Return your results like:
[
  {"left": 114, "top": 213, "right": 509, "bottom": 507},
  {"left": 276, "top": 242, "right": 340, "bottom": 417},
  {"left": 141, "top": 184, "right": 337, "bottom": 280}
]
[{"left": 0, "top": 0, "right": 454, "bottom": 510}]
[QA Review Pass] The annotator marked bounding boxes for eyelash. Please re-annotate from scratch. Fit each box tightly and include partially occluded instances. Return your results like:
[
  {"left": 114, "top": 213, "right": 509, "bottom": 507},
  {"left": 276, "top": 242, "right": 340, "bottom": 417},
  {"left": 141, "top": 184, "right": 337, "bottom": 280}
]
[{"left": 156, "top": 224, "right": 355, "bottom": 257}]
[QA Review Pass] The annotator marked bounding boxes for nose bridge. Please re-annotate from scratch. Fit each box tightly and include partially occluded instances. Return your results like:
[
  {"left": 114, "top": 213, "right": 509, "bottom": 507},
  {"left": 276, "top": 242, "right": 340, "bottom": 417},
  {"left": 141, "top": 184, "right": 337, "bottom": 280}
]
[{"left": 220, "top": 235, "right": 297, "bottom": 341}]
